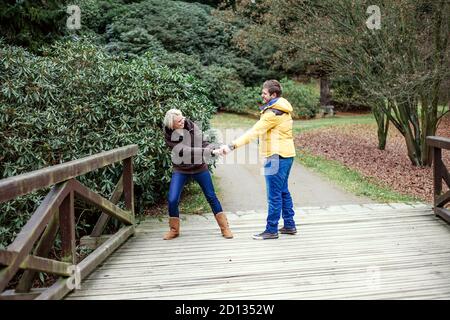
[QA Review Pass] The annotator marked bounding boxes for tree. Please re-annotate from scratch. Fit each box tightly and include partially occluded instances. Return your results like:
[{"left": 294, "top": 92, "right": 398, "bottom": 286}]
[
  {"left": 0, "top": 0, "right": 68, "bottom": 51},
  {"left": 231, "top": 0, "right": 450, "bottom": 165}
]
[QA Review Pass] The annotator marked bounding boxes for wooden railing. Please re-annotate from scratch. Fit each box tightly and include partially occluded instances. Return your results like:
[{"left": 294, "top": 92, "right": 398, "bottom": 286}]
[
  {"left": 0, "top": 145, "right": 138, "bottom": 300},
  {"left": 427, "top": 136, "right": 450, "bottom": 224}
]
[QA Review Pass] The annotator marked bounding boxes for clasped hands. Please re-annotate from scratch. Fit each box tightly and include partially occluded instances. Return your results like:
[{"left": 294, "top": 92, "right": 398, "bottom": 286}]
[{"left": 212, "top": 144, "right": 232, "bottom": 156}]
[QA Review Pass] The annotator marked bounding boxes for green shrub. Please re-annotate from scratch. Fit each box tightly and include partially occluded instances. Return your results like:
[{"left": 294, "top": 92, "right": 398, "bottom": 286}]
[
  {"left": 0, "top": 0, "right": 68, "bottom": 51},
  {"left": 0, "top": 38, "right": 215, "bottom": 247},
  {"left": 222, "top": 85, "right": 261, "bottom": 115},
  {"left": 153, "top": 52, "right": 245, "bottom": 109},
  {"left": 280, "top": 78, "right": 320, "bottom": 118},
  {"left": 78, "top": 0, "right": 273, "bottom": 109},
  {"left": 220, "top": 80, "right": 320, "bottom": 118},
  {"left": 330, "top": 76, "right": 372, "bottom": 112}
]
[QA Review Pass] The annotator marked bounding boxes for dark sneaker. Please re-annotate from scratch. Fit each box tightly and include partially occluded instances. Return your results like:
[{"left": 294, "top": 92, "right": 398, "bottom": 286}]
[
  {"left": 279, "top": 227, "right": 297, "bottom": 235},
  {"left": 252, "top": 232, "right": 279, "bottom": 240}
]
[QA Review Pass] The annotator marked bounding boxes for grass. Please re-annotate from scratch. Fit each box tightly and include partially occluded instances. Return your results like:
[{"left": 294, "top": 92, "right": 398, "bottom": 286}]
[
  {"left": 211, "top": 110, "right": 376, "bottom": 133},
  {"left": 296, "top": 150, "right": 420, "bottom": 203},
  {"left": 210, "top": 112, "right": 260, "bottom": 129},
  {"left": 293, "top": 114, "right": 375, "bottom": 133},
  {"left": 211, "top": 111, "right": 421, "bottom": 203}
]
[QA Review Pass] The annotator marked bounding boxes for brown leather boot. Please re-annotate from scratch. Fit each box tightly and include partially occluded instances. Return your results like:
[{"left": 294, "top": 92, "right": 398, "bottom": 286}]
[
  {"left": 163, "top": 217, "right": 180, "bottom": 240},
  {"left": 214, "top": 212, "right": 233, "bottom": 239}
]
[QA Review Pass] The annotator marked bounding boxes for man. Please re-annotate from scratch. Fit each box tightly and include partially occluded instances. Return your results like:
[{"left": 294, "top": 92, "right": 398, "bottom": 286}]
[{"left": 220, "top": 80, "right": 297, "bottom": 240}]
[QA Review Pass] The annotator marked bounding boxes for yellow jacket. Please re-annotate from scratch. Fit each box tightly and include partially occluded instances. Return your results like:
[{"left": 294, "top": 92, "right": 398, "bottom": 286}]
[{"left": 232, "top": 97, "right": 296, "bottom": 158}]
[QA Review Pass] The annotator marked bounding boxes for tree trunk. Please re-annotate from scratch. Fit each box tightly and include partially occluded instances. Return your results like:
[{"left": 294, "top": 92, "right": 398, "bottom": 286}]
[
  {"left": 373, "top": 102, "right": 390, "bottom": 150},
  {"left": 420, "top": 100, "right": 438, "bottom": 167},
  {"left": 319, "top": 75, "right": 331, "bottom": 107},
  {"left": 404, "top": 129, "right": 422, "bottom": 166}
]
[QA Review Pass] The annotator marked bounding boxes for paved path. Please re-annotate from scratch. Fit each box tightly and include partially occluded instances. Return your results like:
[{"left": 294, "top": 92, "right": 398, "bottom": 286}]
[{"left": 213, "top": 127, "right": 374, "bottom": 213}]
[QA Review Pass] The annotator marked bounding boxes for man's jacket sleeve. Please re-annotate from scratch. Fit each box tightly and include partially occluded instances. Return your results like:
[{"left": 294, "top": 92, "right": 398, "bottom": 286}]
[{"left": 232, "top": 112, "right": 278, "bottom": 148}]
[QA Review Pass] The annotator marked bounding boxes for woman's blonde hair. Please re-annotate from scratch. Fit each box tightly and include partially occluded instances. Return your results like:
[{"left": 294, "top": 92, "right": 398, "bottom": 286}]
[{"left": 163, "top": 109, "right": 183, "bottom": 130}]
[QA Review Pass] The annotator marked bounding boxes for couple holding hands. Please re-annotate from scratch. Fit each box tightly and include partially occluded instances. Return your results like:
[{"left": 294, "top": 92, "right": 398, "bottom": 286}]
[{"left": 163, "top": 80, "right": 297, "bottom": 241}]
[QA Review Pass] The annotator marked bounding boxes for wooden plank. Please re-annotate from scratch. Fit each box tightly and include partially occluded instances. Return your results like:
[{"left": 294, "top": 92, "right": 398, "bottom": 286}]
[
  {"left": 59, "top": 191, "right": 76, "bottom": 264},
  {"left": 78, "top": 226, "right": 134, "bottom": 280},
  {"left": 97, "top": 244, "right": 450, "bottom": 266},
  {"left": 70, "top": 179, "right": 134, "bottom": 225},
  {"left": 0, "top": 145, "right": 138, "bottom": 203},
  {"left": 435, "top": 190, "right": 450, "bottom": 208},
  {"left": 79, "top": 269, "right": 450, "bottom": 293},
  {"left": 77, "top": 261, "right": 450, "bottom": 289},
  {"left": 0, "top": 250, "right": 73, "bottom": 276},
  {"left": 16, "top": 213, "right": 60, "bottom": 293},
  {"left": 436, "top": 207, "right": 450, "bottom": 224},
  {"left": 84, "top": 253, "right": 450, "bottom": 278},
  {"left": 91, "top": 175, "right": 123, "bottom": 237},
  {"left": 80, "top": 235, "right": 112, "bottom": 250},
  {"left": 69, "top": 273, "right": 450, "bottom": 298},
  {"left": 427, "top": 136, "right": 450, "bottom": 150},
  {"left": 122, "top": 158, "right": 134, "bottom": 216},
  {"left": 83, "top": 238, "right": 450, "bottom": 270},
  {"left": 69, "top": 277, "right": 450, "bottom": 300},
  {"left": 433, "top": 146, "right": 444, "bottom": 198},
  {"left": 443, "top": 163, "right": 450, "bottom": 188},
  {"left": 35, "top": 278, "right": 70, "bottom": 300},
  {"left": 0, "top": 288, "right": 47, "bottom": 300},
  {"left": 0, "top": 182, "right": 70, "bottom": 292}
]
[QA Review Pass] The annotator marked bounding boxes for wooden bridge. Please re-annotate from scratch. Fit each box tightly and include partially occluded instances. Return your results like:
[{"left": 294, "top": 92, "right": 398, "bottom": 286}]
[{"left": 0, "top": 137, "right": 449, "bottom": 300}]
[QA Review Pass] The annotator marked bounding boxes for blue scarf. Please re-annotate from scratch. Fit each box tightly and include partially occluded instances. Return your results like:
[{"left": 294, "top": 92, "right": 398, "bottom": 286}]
[{"left": 259, "top": 97, "right": 279, "bottom": 112}]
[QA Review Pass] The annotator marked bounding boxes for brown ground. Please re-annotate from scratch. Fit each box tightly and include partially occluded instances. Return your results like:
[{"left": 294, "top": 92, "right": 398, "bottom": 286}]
[{"left": 295, "top": 115, "right": 450, "bottom": 203}]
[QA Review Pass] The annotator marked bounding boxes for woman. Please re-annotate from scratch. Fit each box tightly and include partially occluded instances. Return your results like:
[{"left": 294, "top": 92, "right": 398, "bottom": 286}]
[{"left": 162, "top": 109, "right": 233, "bottom": 240}]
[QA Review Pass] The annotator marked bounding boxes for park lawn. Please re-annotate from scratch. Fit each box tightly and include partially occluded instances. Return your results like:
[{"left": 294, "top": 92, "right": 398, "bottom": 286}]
[
  {"left": 211, "top": 110, "right": 376, "bottom": 132},
  {"left": 293, "top": 113, "right": 375, "bottom": 132},
  {"left": 210, "top": 112, "right": 260, "bottom": 129},
  {"left": 210, "top": 111, "right": 419, "bottom": 203}
]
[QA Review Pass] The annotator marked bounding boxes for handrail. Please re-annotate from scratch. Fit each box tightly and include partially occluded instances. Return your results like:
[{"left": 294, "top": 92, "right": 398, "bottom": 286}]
[
  {"left": 427, "top": 136, "right": 450, "bottom": 150},
  {"left": 0, "top": 145, "right": 138, "bottom": 300},
  {"left": 0, "top": 145, "right": 138, "bottom": 203},
  {"left": 427, "top": 136, "right": 450, "bottom": 224}
]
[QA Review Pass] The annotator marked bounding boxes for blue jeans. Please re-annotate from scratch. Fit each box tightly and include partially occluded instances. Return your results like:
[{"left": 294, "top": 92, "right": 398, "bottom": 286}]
[
  {"left": 264, "top": 155, "right": 296, "bottom": 233},
  {"left": 168, "top": 170, "right": 223, "bottom": 217}
]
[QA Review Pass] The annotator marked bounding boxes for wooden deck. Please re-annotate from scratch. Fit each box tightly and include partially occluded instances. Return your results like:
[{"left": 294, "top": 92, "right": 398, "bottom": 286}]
[{"left": 66, "top": 203, "right": 450, "bottom": 300}]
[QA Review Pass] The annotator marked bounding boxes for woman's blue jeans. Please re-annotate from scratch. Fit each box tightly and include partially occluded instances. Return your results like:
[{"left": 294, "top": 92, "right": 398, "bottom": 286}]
[
  {"left": 264, "top": 155, "right": 296, "bottom": 233},
  {"left": 168, "top": 170, "right": 223, "bottom": 217}
]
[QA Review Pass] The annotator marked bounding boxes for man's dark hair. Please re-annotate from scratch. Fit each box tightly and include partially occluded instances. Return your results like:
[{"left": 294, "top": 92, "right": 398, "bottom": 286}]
[{"left": 263, "top": 80, "right": 283, "bottom": 97}]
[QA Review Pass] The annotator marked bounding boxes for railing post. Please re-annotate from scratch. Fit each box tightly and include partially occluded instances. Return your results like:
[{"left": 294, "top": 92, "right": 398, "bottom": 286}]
[
  {"left": 15, "top": 213, "right": 60, "bottom": 293},
  {"left": 59, "top": 190, "right": 76, "bottom": 264},
  {"left": 428, "top": 136, "right": 450, "bottom": 224},
  {"left": 123, "top": 157, "right": 135, "bottom": 223},
  {"left": 433, "top": 146, "right": 443, "bottom": 206}
]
